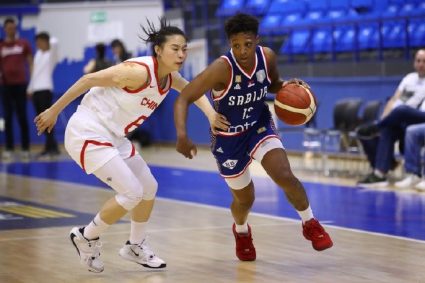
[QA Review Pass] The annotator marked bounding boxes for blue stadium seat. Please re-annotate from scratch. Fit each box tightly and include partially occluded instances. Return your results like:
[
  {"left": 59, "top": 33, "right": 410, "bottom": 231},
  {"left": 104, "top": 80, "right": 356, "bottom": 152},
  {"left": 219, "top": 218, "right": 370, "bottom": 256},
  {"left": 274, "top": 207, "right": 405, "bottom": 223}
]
[
  {"left": 300, "top": 0, "right": 328, "bottom": 25},
  {"left": 409, "top": 20, "right": 425, "bottom": 47},
  {"left": 259, "top": 14, "right": 283, "bottom": 35},
  {"left": 260, "top": 0, "right": 307, "bottom": 34},
  {"left": 280, "top": 30, "right": 311, "bottom": 55},
  {"left": 300, "top": 0, "right": 356, "bottom": 25},
  {"left": 335, "top": 26, "right": 355, "bottom": 52},
  {"left": 329, "top": 0, "right": 350, "bottom": 10},
  {"left": 398, "top": 2, "right": 416, "bottom": 16},
  {"left": 311, "top": 28, "right": 344, "bottom": 53},
  {"left": 382, "top": 21, "right": 407, "bottom": 49},
  {"left": 305, "top": 0, "right": 328, "bottom": 11},
  {"left": 357, "top": 24, "right": 379, "bottom": 50},
  {"left": 282, "top": 13, "right": 303, "bottom": 26},
  {"left": 268, "top": 0, "right": 306, "bottom": 14},
  {"left": 215, "top": 0, "right": 245, "bottom": 17},
  {"left": 245, "top": 0, "right": 271, "bottom": 16},
  {"left": 407, "top": 2, "right": 425, "bottom": 16},
  {"left": 380, "top": 3, "right": 401, "bottom": 19},
  {"left": 373, "top": 0, "right": 389, "bottom": 12}
]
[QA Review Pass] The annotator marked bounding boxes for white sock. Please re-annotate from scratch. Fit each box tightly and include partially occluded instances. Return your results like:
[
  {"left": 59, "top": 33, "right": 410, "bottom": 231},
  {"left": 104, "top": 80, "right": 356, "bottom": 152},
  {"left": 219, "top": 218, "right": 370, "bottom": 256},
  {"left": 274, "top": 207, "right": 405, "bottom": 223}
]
[
  {"left": 84, "top": 213, "right": 109, "bottom": 240},
  {"left": 235, "top": 222, "right": 249, "bottom": 234},
  {"left": 297, "top": 206, "right": 314, "bottom": 224},
  {"left": 129, "top": 221, "right": 147, "bottom": 244}
]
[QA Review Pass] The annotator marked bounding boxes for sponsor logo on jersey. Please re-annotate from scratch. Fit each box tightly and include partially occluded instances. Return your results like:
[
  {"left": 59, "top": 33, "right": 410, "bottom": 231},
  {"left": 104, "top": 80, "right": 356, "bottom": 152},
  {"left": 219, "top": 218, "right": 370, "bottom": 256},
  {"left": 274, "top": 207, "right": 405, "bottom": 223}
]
[
  {"left": 222, "top": 159, "right": 238, "bottom": 170},
  {"left": 235, "top": 75, "right": 242, "bottom": 83},
  {"left": 256, "top": 69, "right": 266, "bottom": 83},
  {"left": 248, "top": 80, "right": 255, "bottom": 88},
  {"left": 234, "top": 84, "right": 241, "bottom": 90},
  {"left": 216, "top": 147, "right": 224, "bottom": 153}
]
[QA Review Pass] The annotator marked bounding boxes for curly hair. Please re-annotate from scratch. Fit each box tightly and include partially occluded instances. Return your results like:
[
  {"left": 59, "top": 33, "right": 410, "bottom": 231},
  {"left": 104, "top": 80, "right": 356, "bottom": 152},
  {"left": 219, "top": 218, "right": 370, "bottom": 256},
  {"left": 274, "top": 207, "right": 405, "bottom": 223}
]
[{"left": 224, "top": 13, "right": 259, "bottom": 38}]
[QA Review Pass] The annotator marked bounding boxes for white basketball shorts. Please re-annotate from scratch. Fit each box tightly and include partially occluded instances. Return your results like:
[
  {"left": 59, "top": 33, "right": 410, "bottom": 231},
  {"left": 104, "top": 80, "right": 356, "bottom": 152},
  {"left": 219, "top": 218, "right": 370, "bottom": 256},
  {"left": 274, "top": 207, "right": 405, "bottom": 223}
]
[{"left": 64, "top": 105, "right": 136, "bottom": 174}]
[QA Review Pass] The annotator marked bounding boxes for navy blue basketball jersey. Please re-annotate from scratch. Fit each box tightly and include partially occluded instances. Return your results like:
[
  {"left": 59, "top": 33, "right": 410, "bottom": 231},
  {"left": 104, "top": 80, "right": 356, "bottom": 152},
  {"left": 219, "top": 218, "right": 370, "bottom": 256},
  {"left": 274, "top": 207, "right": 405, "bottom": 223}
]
[{"left": 211, "top": 46, "right": 272, "bottom": 136}]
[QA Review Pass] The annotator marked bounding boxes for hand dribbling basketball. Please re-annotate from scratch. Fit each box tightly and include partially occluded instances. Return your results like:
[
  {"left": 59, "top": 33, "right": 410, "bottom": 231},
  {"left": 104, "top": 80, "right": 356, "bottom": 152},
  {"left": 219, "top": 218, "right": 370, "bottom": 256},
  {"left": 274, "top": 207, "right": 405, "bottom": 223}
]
[{"left": 274, "top": 79, "right": 317, "bottom": 126}]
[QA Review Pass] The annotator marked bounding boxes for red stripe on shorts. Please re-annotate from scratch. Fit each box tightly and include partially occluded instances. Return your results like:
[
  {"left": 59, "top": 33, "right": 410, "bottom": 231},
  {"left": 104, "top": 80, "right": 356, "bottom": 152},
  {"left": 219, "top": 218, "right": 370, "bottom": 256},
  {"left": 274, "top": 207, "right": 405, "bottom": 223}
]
[{"left": 80, "top": 140, "right": 113, "bottom": 172}]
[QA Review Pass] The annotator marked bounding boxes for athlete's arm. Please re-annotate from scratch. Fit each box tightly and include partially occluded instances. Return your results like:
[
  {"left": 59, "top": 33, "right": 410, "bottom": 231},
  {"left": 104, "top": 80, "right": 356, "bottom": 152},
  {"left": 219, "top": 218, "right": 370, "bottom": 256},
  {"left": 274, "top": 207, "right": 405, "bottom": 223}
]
[
  {"left": 172, "top": 71, "right": 229, "bottom": 134},
  {"left": 171, "top": 71, "right": 215, "bottom": 116},
  {"left": 35, "top": 62, "right": 149, "bottom": 135},
  {"left": 174, "top": 58, "right": 230, "bottom": 158},
  {"left": 263, "top": 47, "right": 284, "bottom": 94}
]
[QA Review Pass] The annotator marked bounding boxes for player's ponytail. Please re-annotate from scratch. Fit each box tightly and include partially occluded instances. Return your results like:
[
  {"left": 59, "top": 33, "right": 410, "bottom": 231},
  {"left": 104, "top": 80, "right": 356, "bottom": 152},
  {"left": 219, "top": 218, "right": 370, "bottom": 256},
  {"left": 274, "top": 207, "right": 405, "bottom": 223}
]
[{"left": 140, "top": 17, "right": 187, "bottom": 57}]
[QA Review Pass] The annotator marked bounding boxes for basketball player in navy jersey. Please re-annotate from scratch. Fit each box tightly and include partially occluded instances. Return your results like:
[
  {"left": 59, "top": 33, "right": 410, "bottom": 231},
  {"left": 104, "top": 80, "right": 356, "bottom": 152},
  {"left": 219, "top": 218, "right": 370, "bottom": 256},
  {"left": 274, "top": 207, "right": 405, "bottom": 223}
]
[{"left": 174, "top": 13, "right": 333, "bottom": 261}]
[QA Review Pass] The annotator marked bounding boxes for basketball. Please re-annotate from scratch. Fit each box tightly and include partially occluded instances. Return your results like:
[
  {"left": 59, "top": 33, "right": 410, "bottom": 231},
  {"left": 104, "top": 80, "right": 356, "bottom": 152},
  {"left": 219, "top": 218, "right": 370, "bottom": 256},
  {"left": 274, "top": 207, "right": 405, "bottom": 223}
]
[{"left": 274, "top": 83, "right": 317, "bottom": 126}]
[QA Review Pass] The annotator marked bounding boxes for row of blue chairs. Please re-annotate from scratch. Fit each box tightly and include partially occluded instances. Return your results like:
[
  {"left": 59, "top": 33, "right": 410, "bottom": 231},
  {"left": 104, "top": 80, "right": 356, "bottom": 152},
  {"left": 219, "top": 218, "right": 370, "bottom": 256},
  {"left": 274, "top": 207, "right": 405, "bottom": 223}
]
[
  {"left": 215, "top": 0, "right": 425, "bottom": 56},
  {"left": 282, "top": 19, "right": 425, "bottom": 55},
  {"left": 259, "top": 0, "right": 425, "bottom": 36},
  {"left": 217, "top": 0, "right": 424, "bottom": 18}
]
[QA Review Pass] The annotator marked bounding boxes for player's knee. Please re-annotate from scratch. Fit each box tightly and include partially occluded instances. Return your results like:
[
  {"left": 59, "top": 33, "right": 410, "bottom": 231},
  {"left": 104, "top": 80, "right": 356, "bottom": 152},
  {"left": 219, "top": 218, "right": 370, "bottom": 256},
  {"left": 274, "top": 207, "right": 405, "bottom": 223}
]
[
  {"left": 276, "top": 171, "right": 299, "bottom": 187},
  {"left": 115, "top": 185, "right": 144, "bottom": 210},
  {"left": 142, "top": 175, "right": 158, "bottom": 200},
  {"left": 225, "top": 171, "right": 251, "bottom": 190}
]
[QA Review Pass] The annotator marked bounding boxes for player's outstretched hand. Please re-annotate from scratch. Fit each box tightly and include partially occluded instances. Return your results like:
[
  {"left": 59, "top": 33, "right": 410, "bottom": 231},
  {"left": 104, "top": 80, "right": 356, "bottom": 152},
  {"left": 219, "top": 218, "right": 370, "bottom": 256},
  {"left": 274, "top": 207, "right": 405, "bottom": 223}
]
[
  {"left": 176, "top": 136, "right": 197, "bottom": 159},
  {"left": 209, "top": 112, "right": 230, "bottom": 135},
  {"left": 283, "top": 78, "right": 311, "bottom": 90},
  {"left": 34, "top": 108, "right": 58, "bottom": 136}
]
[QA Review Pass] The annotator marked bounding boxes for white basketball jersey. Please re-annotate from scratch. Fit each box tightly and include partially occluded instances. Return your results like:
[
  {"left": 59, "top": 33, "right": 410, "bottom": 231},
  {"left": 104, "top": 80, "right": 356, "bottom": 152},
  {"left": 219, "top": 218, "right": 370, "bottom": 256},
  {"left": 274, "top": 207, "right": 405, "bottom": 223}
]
[{"left": 80, "top": 56, "right": 176, "bottom": 137}]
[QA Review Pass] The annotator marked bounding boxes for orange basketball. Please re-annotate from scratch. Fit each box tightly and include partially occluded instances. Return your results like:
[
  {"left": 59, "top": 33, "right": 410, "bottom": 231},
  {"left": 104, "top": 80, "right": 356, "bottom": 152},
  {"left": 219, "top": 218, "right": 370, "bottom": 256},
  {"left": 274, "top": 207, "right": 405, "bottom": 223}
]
[{"left": 274, "top": 83, "right": 317, "bottom": 126}]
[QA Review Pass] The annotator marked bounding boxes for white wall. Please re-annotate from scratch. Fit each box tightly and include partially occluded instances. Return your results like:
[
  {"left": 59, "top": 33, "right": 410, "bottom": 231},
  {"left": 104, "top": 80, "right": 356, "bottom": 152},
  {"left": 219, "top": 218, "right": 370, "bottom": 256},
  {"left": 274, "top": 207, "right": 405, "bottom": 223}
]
[{"left": 21, "top": 1, "right": 164, "bottom": 61}]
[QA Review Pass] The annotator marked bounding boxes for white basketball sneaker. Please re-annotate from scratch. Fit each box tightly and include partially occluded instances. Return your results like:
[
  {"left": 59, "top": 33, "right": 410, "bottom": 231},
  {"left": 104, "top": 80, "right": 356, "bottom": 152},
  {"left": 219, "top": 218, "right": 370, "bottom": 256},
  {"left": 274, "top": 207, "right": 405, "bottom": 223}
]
[
  {"left": 69, "top": 227, "right": 104, "bottom": 273},
  {"left": 415, "top": 180, "right": 425, "bottom": 192},
  {"left": 119, "top": 239, "right": 166, "bottom": 269},
  {"left": 394, "top": 174, "right": 421, "bottom": 188}
]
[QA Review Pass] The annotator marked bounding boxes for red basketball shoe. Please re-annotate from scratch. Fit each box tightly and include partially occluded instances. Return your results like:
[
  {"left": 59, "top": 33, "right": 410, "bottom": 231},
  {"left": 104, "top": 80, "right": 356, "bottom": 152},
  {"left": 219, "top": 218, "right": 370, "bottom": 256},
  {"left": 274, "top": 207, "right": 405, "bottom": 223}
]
[
  {"left": 232, "top": 223, "right": 256, "bottom": 261},
  {"left": 303, "top": 218, "right": 333, "bottom": 251}
]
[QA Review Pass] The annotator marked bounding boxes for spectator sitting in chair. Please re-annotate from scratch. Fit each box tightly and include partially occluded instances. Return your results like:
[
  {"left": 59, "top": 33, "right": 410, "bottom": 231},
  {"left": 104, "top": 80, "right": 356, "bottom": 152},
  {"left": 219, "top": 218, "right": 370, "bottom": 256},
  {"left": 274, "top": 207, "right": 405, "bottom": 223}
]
[
  {"left": 394, "top": 123, "right": 425, "bottom": 191},
  {"left": 356, "top": 49, "right": 425, "bottom": 187}
]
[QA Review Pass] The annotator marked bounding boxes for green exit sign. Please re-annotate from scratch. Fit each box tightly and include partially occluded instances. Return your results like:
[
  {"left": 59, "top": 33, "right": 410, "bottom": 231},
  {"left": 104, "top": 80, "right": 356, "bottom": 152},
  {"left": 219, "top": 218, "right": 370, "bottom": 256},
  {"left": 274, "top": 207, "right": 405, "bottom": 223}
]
[{"left": 90, "top": 11, "right": 107, "bottom": 23}]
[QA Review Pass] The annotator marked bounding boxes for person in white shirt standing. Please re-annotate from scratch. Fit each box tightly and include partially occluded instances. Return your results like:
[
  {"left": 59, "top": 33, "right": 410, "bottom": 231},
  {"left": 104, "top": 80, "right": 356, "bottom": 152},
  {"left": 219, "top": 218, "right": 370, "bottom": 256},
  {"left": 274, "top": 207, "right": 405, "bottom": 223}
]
[{"left": 27, "top": 32, "right": 59, "bottom": 158}]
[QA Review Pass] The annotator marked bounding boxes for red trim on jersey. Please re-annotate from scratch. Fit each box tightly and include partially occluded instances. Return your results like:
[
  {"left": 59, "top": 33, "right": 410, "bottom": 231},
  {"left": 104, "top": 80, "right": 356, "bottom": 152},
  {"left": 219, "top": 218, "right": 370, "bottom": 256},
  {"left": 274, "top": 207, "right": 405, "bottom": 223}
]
[
  {"left": 124, "top": 115, "right": 148, "bottom": 135},
  {"left": 153, "top": 56, "right": 172, "bottom": 95},
  {"left": 122, "top": 61, "right": 150, "bottom": 93},
  {"left": 129, "top": 143, "right": 136, "bottom": 158},
  {"left": 230, "top": 49, "right": 258, "bottom": 79},
  {"left": 211, "top": 56, "right": 233, "bottom": 101},
  {"left": 80, "top": 140, "right": 113, "bottom": 172},
  {"left": 249, "top": 135, "right": 280, "bottom": 158},
  {"left": 259, "top": 46, "right": 272, "bottom": 84}
]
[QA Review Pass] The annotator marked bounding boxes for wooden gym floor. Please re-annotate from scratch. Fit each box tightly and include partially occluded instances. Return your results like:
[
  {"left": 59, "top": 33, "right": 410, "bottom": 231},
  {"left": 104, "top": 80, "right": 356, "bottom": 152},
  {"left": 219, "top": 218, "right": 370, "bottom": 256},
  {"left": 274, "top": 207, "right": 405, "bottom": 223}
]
[{"left": 0, "top": 145, "right": 424, "bottom": 283}]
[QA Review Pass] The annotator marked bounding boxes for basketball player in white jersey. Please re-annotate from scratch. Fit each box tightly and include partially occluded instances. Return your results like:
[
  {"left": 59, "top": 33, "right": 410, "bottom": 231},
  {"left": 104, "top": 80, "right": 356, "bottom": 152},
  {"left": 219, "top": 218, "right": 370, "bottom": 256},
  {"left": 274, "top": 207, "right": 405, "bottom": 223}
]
[{"left": 34, "top": 19, "right": 228, "bottom": 273}]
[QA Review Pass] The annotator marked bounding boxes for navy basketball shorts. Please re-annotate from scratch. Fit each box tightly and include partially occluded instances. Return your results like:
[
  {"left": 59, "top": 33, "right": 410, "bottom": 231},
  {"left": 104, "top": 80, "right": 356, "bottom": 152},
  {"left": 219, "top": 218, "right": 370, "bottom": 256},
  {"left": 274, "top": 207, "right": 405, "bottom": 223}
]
[{"left": 211, "top": 121, "right": 282, "bottom": 179}]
